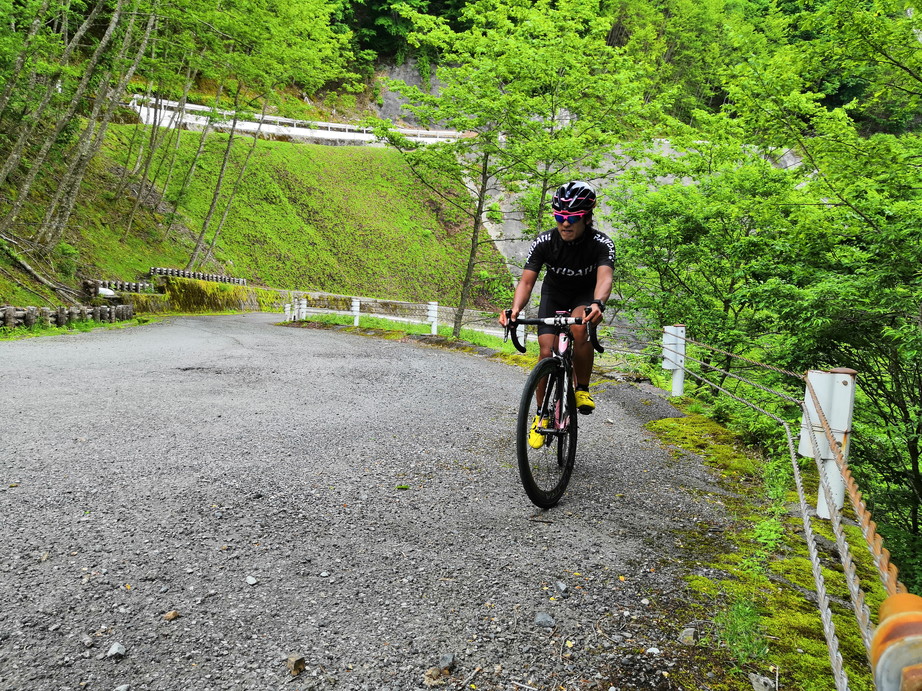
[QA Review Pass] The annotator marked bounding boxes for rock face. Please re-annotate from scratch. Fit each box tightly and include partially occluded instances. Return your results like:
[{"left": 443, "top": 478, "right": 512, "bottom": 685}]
[{"left": 373, "top": 59, "right": 442, "bottom": 127}]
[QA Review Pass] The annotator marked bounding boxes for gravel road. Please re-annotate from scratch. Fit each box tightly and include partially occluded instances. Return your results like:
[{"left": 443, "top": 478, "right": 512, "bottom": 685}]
[{"left": 0, "top": 313, "right": 729, "bottom": 691}]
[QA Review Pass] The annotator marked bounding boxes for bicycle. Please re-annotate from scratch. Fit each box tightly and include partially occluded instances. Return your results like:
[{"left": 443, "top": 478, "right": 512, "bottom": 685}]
[{"left": 503, "top": 311, "right": 604, "bottom": 508}]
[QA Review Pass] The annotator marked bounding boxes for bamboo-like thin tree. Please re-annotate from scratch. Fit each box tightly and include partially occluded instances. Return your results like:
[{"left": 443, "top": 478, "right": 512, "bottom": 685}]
[
  {"left": 0, "top": 0, "right": 125, "bottom": 241},
  {"left": 186, "top": 83, "right": 243, "bottom": 270},
  {"left": 203, "top": 100, "right": 269, "bottom": 264},
  {"left": 39, "top": 0, "right": 157, "bottom": 250}
]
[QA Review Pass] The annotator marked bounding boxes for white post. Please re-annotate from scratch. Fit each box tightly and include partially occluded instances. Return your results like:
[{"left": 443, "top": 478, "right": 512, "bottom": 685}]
[
  {"left": 297, "top": 297, "right": 307, "bottom": 320},
  {"left": 798, "top": 368, "right": 857, "bottom": 519},
  {"left": 351, "top": 298, "right": 360, "bottom": 327},
  {"left": 428, "top": 301, "right": 438, "bottom": 335},
  {"left": 661, "top": 324, "right": 686, "bottom": 397},
  {"left": 284, "top": 303, "right": 291, "bottom": 321}
]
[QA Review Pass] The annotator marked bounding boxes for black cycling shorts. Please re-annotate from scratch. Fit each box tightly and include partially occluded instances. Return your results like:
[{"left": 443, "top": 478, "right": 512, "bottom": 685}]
[{"left": 536, "top": 289, "right": 594, "bottom": 336}]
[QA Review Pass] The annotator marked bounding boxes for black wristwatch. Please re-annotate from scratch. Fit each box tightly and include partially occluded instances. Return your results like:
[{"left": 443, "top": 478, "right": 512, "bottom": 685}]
[{"left": 590, "top": 299, "right": 605, "bottom": 313}]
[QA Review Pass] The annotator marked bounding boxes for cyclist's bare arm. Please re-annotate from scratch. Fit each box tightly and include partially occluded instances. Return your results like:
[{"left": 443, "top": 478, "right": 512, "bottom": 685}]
[
  {"left": 582, "top": 265, "right": 613, "bottom": 326},
  {"left": 498, "top": 269, "right": 539, "bottom": 326}
]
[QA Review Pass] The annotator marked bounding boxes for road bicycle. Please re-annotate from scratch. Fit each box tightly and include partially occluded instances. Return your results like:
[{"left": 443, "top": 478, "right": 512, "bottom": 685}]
[{"left": 504, "top": 311, "right": 604, "bottom": 508}]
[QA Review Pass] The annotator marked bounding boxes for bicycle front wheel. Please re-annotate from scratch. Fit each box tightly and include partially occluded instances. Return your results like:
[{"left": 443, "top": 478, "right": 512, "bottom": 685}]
[{"left": 516, "top": 358, "right": 578, "bottom": 508}]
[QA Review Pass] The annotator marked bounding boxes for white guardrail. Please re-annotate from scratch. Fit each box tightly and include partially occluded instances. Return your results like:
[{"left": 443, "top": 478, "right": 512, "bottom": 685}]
[
  {"left": 125, "top": 95, "right": 466, "bottom": 144},
  {"left": 283, "top": 293, "right": 505, "bottom": 339}
]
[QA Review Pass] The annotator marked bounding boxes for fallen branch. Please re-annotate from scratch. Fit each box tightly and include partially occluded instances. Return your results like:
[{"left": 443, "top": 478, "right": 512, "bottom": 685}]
[
  {"left": 0, "top": 241, "right": 79, "bottom": 303},
  {"left": 0, "top": 265, "right": 56, "bottom": 306}
]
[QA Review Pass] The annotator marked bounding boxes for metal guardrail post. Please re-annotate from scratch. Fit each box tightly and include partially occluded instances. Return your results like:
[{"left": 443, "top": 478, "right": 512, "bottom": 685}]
[
  {"left": 799, "top": 368, "right": 856, "bottom": 519},
  {"left": 661, "top": 324, "right": 686, "bottom": 396},
  {"left": 428, "top": 301, "right": 438, "bottom": 335}
]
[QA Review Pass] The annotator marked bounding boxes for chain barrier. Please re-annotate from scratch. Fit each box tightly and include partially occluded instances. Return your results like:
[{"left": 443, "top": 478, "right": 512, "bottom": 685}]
[
  {"left": 803, "top": 380, "right": 906, "bottom": 597},
  {"left": 658, "top": 345, "right": 851, "bottom": 690},
  {"left": 597, "top": 324, "right": 919, "bottom": 690}
]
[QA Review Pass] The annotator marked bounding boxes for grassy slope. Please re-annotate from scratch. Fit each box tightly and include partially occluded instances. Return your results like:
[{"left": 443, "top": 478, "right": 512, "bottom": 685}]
[{"left": 0, "top": 123, "right": 509, "bottom": 307}]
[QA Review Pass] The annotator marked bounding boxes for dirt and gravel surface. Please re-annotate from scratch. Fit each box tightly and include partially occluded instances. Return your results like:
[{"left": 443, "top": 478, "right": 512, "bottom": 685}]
[{"left": 0, "top": 313, "right": 733, "bottom": 691}]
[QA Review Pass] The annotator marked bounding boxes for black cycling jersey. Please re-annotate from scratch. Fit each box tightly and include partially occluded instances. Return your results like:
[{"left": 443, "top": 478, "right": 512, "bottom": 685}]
[
  {"left": 523, "top": 227, "right": 615, "bottom": 335},
  {"left": 523, "top": 227, "right": 616, "bottom": 294}
]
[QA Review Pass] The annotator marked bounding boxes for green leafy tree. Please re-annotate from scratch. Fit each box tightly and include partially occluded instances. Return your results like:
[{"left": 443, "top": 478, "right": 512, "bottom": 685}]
[
  {"left": 375, "top": 0, "right": 652, "bottom": 336},
  {"left": 610, "top": 115, "right": 809, "bottom": 383},
  {"left": 613, "top": 0, "right": 922, "bottom": 590},
  {"left": 601, "top": 0, "right": 749, "bottom": 123}
]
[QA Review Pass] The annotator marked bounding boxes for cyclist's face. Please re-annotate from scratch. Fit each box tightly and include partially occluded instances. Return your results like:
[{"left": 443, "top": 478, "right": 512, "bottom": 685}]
[{"left": 556, "top": 213, "right": 588, "bottom": 242}]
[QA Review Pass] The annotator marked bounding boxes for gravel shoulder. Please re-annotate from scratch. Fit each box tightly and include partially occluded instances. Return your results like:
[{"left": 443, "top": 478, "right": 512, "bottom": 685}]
[{"left": 0, "top": 313, "right": 731, "bottom": 691}]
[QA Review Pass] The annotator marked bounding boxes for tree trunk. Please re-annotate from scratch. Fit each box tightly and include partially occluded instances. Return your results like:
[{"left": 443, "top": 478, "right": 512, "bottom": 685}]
[
  {"left": 124, "top": 89, "right": 170, "bottom": 238},
  {"left": 165, "top": 82, "right": 223, "bottom": 241},
  {"left": 203, "top": 101, "right": 268, "bottom": 263},
  {"left": 0, "top": 241, "right": 80, "bottom": 303},
  {"left": 0, "top": 0, "right": 125, "bottom": 241},
  {"left": 39, "top": 0, "right": 155, "bottom": 250},
  {"left": 146, "top": 62, "right": 193, "bottom": 204},
  {"left": 186, "top": 84, "right": 242, "bottom": 270},
  {"left": 452, "top": 152, "right": 491, "bottom": 338}
]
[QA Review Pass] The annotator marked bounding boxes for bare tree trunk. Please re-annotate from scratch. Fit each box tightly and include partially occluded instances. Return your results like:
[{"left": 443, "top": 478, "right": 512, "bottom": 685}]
[
  {"left": 123, "top": 91, "right": 168, "bottom": 237},
  {"left": 164, "top": 82, "right": 223, "bottom": 241},
  {"left": 186, "top": 85, "right": 242, "bottom": 270},
  {"left": 115, "top": 77, "right": 157, "bottom": 197},
  {"left": 0, "top": 240, "right": 80, "bottom": 303},
  {"left": 39, "top": 0, "right": 155, "bottom": 250},
  {"left": 452, "top": 152, "right": 491, "bottom": 338},
  {"left": 113, "top": 109, "right": 146, "bottom": 197},
  {"left": 146, "top": 62, "right": 194, "bottom": 205},
  {"left": 130, "top": 84, "right": 158, "bottom": 176},
  {"left": 203, "top": 101, "right": 268, "bottom": 263},
  {"left": 0, "top": 0, "right": 126, "bottom": 239}
]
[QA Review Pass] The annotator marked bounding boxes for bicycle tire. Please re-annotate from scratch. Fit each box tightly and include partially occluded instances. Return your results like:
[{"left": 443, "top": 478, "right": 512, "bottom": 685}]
[{"left": 516, "top": 357, "right": 578, "bottom": 508}]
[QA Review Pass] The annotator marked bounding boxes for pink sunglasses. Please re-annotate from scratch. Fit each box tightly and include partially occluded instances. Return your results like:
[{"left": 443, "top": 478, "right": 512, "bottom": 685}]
[{"left": 552, "top": 210, "right": 588, "bottom": 224}]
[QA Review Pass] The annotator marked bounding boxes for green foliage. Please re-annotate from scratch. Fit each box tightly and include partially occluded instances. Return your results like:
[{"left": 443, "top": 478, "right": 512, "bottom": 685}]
[
  {"left": 714, "top": 599, "right": 767, "bottom": 666},
  {"left": 613, "top": 21, "right": 922, "bottom": 585},
  {"left": 0, "top": 316, "right": 153, "bottom": 341},
  {"left": 54, "top": 242, "right": 79, "bottom": 279},
  {"left": 160, "top": 277, "right": 252, "bottom": 312},
  {"left": 601, "top": 0, "right": 752, "bottom": 123},
  {"left": 294, "top": 312, "right": 538, "bottom": 356}
]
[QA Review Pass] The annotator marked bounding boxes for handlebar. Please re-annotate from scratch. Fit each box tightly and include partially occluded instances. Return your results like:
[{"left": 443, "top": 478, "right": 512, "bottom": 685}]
[{"left": 503, "top": 310, "right": 605, "bottom": 355}]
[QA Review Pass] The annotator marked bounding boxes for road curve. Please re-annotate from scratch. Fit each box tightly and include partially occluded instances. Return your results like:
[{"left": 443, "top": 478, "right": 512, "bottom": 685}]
[{"left": 0, "top": 313, "right": 726, "bottom": 690}]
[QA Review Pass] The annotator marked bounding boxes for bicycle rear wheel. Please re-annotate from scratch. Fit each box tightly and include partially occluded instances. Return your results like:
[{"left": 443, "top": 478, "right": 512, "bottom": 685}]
[{"left": 516, "top": 358, "right": 578, "bottom": 508}]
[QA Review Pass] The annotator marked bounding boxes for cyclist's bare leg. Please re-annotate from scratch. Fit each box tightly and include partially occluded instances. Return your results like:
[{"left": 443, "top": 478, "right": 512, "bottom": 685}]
[
  {"left": 570, "top": 306, "right": 593, "bottom": 388},
  {"left": 534, "top": 333, "right": 556, "bottom": 409}
]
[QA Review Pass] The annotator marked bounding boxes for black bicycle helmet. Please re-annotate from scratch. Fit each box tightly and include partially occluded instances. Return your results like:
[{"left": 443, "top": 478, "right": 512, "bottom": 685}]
[{"left": 551, "top": 181, "right": 596, "bottom": 212}]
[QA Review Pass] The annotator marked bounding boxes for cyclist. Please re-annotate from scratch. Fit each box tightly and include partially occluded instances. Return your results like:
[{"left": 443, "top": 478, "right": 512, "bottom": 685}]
[{"left": 498, "top": 180, "right": 614, "bottom": 448}]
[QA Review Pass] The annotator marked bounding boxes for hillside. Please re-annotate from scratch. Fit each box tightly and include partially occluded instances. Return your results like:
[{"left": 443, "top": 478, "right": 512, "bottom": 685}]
[{"left": 0, "top": 125, "right": 510, "bottom": 309}]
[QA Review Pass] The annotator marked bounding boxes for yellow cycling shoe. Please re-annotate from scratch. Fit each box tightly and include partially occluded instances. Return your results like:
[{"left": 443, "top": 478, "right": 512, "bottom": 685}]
[
  {"left": 529, "top": 415, "right": 549, "bottom": 449},
  {"left": 575, "top": 389, "right": 595, "bottom": 415}
]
